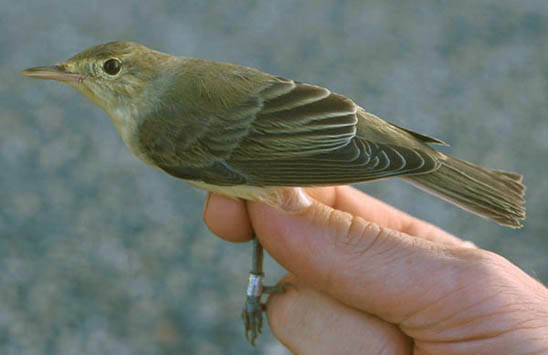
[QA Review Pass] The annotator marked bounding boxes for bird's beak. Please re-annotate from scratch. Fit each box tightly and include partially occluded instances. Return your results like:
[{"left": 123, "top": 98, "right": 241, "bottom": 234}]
[{"left": 20, "top": 64, "right": 84, "bottom": 83}]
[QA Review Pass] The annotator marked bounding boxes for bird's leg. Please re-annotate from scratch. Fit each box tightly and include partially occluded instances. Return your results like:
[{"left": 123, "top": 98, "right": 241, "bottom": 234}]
[
  {"left": 241, "top": 234, "right": 264, "bottom": 345},
  {"left": 241, "top": 233, "right": 285, "bottom": 345}
]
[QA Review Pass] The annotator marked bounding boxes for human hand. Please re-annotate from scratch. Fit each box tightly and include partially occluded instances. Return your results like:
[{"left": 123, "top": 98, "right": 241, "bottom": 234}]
[{"left": 203, "top": 186, "right": 548, "bottom": 354}]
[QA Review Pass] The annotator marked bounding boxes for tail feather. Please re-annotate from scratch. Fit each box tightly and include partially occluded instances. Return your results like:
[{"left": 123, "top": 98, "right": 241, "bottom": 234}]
[{"left": 403, "top": 154, "right": 526, "bottom": 228}]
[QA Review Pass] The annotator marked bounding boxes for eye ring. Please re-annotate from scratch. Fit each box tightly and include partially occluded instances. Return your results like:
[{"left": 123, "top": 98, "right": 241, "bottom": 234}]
[{"left": 103, "top": 58, "right": 122, "bottom": 76}]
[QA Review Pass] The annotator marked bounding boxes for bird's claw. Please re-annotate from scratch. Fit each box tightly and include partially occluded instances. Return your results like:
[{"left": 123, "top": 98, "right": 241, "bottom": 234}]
[
  {"left": 242, "top": 294, "right": 264, "bottom": 345},
  {"left": 242, "top": 274, "right": 292, "bottom": 345},
  {"left": 242, "top": 272, "right": 264, "bottom": 345}
]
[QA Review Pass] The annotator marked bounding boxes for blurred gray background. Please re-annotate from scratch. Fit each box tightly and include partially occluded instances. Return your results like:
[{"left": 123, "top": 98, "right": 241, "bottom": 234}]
[{"left": 1, "top": 1, "right": 547, "bottom": 354}]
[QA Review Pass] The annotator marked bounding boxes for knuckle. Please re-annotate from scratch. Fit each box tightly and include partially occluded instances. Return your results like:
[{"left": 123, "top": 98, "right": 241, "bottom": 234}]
[
  {"left": 322, "top": 212, "right": 387, "bottom": 290},
  {"left": 329, "top": 209, "right": 384, "bottom": 258}
]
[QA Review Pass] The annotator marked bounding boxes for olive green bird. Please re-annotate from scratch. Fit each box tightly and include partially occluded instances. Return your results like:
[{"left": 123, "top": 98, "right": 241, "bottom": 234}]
[{"left": 21, "top": 41, "right": 526, "bottom": 344}]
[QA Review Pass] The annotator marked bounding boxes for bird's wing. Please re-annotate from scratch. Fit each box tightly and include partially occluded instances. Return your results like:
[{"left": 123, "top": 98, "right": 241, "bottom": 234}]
[{"left": 141, "top": 76, "right": 440, "bottom": 186}]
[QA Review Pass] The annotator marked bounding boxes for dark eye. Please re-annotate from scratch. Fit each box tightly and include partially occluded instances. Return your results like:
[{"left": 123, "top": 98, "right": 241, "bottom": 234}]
[{"left": 103, "top": 59, "right": 121, "bottom": 75}]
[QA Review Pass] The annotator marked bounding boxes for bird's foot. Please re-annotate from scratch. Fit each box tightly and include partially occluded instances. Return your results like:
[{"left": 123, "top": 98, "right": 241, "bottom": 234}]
[{"left": 242, "top": 273, "right": 290, "bottom": 345}]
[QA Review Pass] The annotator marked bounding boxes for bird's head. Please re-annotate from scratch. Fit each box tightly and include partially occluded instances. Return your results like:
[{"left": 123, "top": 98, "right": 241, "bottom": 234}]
[{"left": 21, "top": 41, "right": 173, "bottom": 113}]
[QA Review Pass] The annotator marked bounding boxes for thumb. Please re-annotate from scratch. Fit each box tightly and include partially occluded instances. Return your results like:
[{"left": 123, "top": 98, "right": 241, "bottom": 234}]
[{"left": 247, "top": 196, "right": 487, "bottom": 324}]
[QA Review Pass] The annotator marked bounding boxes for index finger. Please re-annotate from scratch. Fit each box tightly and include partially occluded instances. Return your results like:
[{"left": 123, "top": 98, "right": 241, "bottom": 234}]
[
  {"left": 203, "top": 186, "right": 466, "bottom": 247},
  {"left": 307, "top": 186, "right": 465, "bottom": 246}
]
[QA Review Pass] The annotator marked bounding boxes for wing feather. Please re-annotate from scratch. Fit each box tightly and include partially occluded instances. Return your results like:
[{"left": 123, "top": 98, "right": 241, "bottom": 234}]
[
  {"left": 234, "top": 82, "right": 358, "bottom": 158},
  {"left": 139, "top": 74, "right": 440, "bottom": 186},
  {"left": 226, "top": 138, "right": 438, "bottom": 186}
]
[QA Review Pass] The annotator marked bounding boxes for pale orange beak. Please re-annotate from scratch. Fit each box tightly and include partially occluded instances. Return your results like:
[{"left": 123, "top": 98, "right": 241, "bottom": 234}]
[{"left": 21, "top": 64, "right": 84, "bottom": 83}]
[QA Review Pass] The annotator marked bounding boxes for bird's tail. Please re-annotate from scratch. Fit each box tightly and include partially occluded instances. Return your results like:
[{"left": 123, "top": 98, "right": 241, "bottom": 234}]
[{"left": 403, "top": 154, "right": 526, "bottom": 228}]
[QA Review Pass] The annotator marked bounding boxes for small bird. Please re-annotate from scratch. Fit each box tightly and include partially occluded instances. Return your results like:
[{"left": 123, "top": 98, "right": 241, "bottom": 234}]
[{"left": 22, "top": 41, "right": 526, "bottom": 344}]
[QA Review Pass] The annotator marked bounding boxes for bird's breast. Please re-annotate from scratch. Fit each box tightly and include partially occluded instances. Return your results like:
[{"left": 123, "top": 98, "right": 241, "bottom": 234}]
[{"left": 107, "top": 105, "right": 157, "bottom": 166}]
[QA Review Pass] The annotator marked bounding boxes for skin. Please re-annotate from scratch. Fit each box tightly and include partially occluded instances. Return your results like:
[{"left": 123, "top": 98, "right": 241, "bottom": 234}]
[{"left": 204, "top": 187, "right": 548, "bottom": 354}]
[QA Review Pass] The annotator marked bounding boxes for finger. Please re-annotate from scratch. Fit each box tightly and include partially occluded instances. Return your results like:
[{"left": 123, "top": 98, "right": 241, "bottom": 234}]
[
  {"left": 202, "top": 193, "right": 252, "bottom": 242},
  {"left": 306, "top": 186, "right": 469, "bottom": 247},
  {"left": 248, "top": 198, "right": 486, "bottom": 325},
  {"left": 203, "top": 186, "right": 471, "bottom": 247},
  {"left": 267, "top": 274, "right": 412, "bottom": 354}
]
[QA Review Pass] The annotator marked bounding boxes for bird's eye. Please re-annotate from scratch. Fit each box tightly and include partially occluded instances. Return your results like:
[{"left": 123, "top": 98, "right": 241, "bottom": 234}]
[{"left": 103, "top": 59, "right": 122, "bottom": 75}]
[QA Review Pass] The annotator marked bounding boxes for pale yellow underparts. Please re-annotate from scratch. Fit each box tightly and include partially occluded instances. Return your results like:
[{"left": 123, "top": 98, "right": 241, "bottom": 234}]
[{"left": 187, "top": 180, "right": 312, "bottom": 211}]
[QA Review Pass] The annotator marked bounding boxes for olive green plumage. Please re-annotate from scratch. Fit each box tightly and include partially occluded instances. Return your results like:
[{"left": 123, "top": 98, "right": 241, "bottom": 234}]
[{"left": 21, "top": 41, "right": 526, "bottom": 228}]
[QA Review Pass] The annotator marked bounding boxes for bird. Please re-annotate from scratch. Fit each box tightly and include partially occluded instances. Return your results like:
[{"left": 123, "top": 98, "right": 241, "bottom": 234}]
[{"left": 21, "top": 41, "right": 526, "bottom": 344}]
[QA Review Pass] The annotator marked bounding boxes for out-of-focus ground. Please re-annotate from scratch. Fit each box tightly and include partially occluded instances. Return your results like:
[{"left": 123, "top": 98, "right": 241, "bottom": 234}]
[{"left": 1, "top": 1, "right": 547, "bottom": 354}]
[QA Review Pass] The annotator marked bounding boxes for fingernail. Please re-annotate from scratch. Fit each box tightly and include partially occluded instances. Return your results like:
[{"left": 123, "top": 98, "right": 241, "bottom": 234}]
[
  {"left": 281, "top": 188, "right": 313, "bottom": 212},
  {"left": 461, "top": 240, "right": 478, "bottom": 249},
  {"left": 203, "top": 192, "right": 212, "bottom": 216}
]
